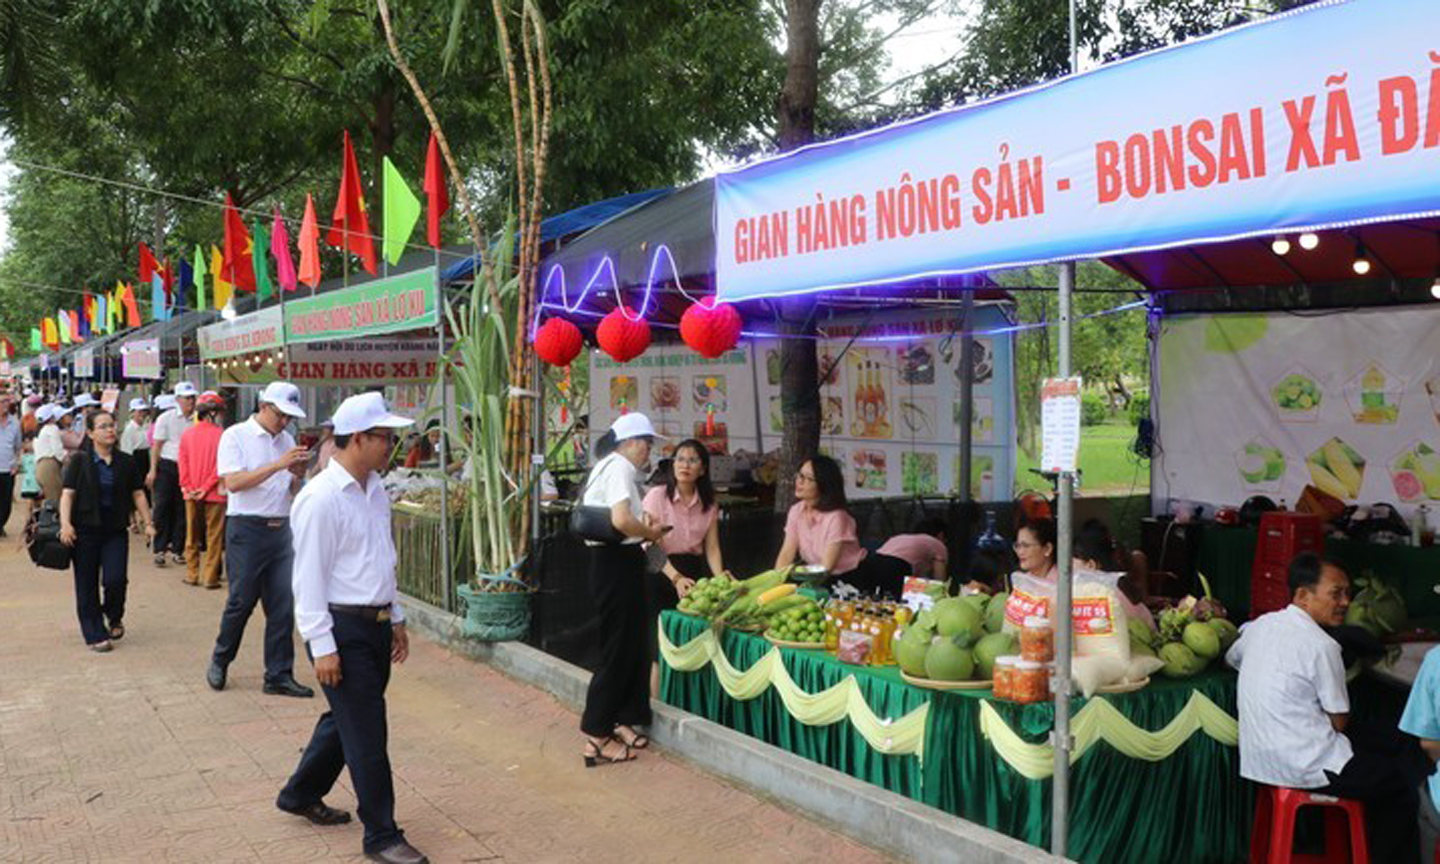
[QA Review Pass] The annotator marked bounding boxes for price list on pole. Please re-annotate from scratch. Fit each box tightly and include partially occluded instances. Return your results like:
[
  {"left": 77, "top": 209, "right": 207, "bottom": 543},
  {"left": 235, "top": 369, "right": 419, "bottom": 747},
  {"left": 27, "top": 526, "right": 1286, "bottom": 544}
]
[{"left": 1041, "top": 377, "right": 1083, "bottom": 474}]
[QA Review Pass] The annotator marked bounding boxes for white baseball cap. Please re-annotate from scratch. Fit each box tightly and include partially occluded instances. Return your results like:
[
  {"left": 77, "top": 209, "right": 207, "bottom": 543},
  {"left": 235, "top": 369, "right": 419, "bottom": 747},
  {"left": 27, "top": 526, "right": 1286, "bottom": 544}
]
[
  {"left": 38, "top": 404, "right": 72, "bottom": 423},
  {"left": 154, "top": 394, "right": 177, "bottom": 411},
  {"left": 128, "top": 398, "right": 149, "bottom": 412},
  {"left": 610, "top": 412, "right": 663, "bottom": 442},
  {"left": 73, "top": 393, "right": 97, "bottom": 409},
  {"left": 173, "top": 382, "right": 199, "bottom": 398},
  {"left": 331, "top": 392, "right": 414, "bottom": 436},
  {"left": 258, "top": 381, "right": 306, "bottom": 419}
]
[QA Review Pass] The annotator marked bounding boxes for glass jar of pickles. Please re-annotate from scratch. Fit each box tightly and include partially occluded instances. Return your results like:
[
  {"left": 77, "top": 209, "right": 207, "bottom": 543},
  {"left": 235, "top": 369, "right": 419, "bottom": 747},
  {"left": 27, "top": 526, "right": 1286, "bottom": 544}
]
[
  {"left": 1012, "top": 660, "right": 1050, "bottom": 704},
  {"left": 992, "top": 656, "right": 1018, "bottom": 700},
  {"left": 1020, "top": 615, "right": 1055, "bottom": 663}
]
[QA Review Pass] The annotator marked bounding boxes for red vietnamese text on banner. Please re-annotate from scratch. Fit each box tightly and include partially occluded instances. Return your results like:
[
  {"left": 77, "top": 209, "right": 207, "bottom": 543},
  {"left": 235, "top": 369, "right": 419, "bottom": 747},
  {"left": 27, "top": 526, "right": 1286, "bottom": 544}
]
[
  {"left": 327, "top": 130, "right": 378, "bottom": 274},
  {"left": 223, "top": 192, "right": 257, "bottom": 291},
  {"left": 424, "top": 131, "right": 449, "bottom": 248}
]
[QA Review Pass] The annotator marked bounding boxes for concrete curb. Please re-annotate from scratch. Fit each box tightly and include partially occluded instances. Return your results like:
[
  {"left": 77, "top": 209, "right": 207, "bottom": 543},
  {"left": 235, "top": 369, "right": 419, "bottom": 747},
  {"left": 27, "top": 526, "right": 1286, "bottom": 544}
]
[{"left": 401, "top": 595, "right": 1061, "bottom": 864}]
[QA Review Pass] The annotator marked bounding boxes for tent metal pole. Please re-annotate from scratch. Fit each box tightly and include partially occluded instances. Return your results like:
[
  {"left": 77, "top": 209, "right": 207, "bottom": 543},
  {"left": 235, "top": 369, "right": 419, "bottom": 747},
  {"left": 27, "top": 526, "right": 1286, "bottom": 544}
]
[
  {"left": 1052, "top": 0, "right": 1079, "bottom": 857},
  {"left": 436, "top": 253, "right": 453, "bottom": 613},
  {"left": 958, "top": 285, "right": 975, "bottom": 504}
]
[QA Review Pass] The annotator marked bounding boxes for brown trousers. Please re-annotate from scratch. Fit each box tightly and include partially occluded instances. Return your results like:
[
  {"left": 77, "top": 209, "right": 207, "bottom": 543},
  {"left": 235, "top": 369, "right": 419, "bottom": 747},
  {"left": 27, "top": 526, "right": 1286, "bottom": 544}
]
[
  {"left": 185, "top": 500, "right": 225, "bottom": 588},
  {"left": 35, "top": 457, "right": 62, "bottom": 504}
]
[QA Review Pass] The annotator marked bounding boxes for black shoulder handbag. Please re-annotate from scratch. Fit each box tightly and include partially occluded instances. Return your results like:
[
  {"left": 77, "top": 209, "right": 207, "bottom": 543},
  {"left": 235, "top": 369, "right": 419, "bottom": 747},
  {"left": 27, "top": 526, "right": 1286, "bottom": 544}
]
[
  {"left": 570, "top": 459, "right": 628, "bottom": 545},
  {"left": 26, "top": 501, "right": 72, "bottom": 570}
]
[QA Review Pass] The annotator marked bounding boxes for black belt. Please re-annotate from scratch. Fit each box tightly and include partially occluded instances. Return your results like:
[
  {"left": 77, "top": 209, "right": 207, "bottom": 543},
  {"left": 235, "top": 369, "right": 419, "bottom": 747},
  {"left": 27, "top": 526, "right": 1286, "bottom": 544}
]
[
  {"left": 329, "top": 603, "right": 393, "bottom": 623},
  {"left": 232, "top": 515, "right": 289, "bottom": 528}
]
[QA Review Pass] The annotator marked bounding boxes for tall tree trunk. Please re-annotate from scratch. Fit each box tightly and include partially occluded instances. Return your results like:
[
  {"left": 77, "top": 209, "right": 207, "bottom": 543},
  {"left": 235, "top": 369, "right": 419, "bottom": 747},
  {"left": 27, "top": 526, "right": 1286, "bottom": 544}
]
[
  {"left": 773, "top": 0, "right": 823, "bottom": 511},
  {"left": 370, "top": 82, "right": 397, "bottom": 235}
]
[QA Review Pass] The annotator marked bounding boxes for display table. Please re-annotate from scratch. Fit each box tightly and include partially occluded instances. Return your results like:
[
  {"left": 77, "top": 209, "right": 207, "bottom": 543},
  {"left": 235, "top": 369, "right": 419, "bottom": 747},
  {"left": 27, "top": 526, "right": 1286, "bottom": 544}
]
[
  {"left": 659, "top": 611, "right": 1248, "bottom": 864},
  {"left": 1199, "top": 525, "right": 1440, "bottom": 620}
]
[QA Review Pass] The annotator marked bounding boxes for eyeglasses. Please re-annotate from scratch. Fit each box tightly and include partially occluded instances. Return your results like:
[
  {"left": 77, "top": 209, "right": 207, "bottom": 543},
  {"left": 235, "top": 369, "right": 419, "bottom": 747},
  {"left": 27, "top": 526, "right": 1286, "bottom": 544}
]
[
  {"left": 674, "top": 456, "right": 703, "bottom": 466},
  {"left": 797, "top": 472, "right": 816, "bottom": 482},
  {"left": 92, "top": 422, "right": 116, "bottom": 431},
  {"left": 1013, "top": 540, "right": 1039, "bottom": 551}
]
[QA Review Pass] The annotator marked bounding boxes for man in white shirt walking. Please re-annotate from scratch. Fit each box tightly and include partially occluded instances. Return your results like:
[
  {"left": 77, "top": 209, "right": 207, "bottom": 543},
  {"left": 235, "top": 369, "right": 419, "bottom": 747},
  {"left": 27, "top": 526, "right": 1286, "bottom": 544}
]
[
  {"left": 1228, "top": 553, "right": 1427, "bottom": 862},
  {"left": 276, "top": 392, "right": 426, "bottom": 864},
  {"left": 0, "top": 394, "right": 23, "bottom": 536},
  {"left": 149, "top": 382, "right": 197, "bottom": 567},
  {"left": 206, "top": 382, "right": 313, "bottom": 698}
]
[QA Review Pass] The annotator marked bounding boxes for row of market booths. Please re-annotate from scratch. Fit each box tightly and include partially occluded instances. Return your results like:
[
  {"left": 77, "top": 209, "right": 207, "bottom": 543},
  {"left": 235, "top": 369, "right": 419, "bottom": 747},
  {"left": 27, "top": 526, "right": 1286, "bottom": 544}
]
[{"left": 521, "top": 2, "right": 1440, "bottom": 862}]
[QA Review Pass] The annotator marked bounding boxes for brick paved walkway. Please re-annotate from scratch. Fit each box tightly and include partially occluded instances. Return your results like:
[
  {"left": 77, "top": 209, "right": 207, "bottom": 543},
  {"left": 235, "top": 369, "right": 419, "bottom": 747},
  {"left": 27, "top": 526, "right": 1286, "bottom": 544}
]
[{"left": 0, "top": 521, "right": 890, "bottom": 863}]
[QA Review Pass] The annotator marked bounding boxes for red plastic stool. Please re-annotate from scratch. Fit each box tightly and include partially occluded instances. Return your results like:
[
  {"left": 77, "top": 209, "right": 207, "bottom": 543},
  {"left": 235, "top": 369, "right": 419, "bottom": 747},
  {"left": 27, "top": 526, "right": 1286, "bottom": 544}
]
[{"left": 1250, "top": 786, "right": 1369, "bottom": 864}]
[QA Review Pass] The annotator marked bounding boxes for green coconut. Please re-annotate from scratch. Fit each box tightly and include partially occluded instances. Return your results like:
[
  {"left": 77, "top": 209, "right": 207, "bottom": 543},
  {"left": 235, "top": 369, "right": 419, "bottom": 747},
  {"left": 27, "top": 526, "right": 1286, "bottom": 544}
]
[
  {"left": 924, "top": 638, "right": 976, "bottom": 681},
  {"left": 1182, "top": 622, "right": 1222, "bottom": 660},
  {"left": 1127, "top": 618, "right": 1157, "bottom": 649},
  {"left": 1207, "top": 618, "right": 1240, "bottom": 652},
  {"left": 894, "top": 630, "right": 932, "bottom": 677},
  {"left": 974, "top": 632, "right": 1016, "bottom": 679},
  {"left": 984, "top": 591, "right": 1010, "bottom": 633},
  {"left": 1130, "top": 638, "right": 1156, "bottom": 658},
  {"left": 960, "top": 593, "right": 989, "bottom": 615},
  {"left": 1159, "top": 642, "right": 1204, "bottom": 678}
]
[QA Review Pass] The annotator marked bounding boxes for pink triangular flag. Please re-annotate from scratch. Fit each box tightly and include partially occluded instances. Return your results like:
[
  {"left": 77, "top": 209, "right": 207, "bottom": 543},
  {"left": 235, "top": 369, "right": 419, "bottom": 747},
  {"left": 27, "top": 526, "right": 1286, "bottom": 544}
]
[
  {"left": 299, "top": 193, "right": 321, "bottom": 288},
  {"left": 271, "top": 207, "right": 298, "bottom": 293}
]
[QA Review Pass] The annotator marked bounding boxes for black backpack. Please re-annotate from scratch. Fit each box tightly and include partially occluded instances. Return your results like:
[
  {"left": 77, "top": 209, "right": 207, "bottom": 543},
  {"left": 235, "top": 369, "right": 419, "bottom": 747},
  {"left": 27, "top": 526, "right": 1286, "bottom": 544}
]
[{"left": 26, "top": 502, "right": 71, "bottom": 570}]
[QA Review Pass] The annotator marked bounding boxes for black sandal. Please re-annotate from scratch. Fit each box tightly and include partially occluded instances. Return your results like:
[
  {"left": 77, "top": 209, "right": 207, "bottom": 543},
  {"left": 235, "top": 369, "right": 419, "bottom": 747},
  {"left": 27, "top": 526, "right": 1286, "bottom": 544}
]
[
  {"left": 109, "top": 624, "right": 125, "bottom": 641},
  {"left": 583, "top": 736, "right": 634, "bottom": 767},
  {"left": 614, "top": 725, "right": 649, "bottom": 750}
]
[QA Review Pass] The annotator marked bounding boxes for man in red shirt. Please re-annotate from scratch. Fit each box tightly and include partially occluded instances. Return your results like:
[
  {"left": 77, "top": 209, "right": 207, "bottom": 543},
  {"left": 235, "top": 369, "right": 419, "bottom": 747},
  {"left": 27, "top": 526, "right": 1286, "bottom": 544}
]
[{"left": 178, "top": 392, "right": 228, "bottom": 589}]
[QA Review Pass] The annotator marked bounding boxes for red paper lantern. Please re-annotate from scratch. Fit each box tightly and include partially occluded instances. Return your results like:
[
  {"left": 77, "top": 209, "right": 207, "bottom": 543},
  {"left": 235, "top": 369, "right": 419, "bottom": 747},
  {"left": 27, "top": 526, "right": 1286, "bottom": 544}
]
[
  {"left": 534, "top": 317, "right": 583, "bottom": 367},
  {"left": 680, "top": 297, "right": 743, "bottom": 359},
  {"left": 596, "top": 307, "right": 651, "bottom": 363}
]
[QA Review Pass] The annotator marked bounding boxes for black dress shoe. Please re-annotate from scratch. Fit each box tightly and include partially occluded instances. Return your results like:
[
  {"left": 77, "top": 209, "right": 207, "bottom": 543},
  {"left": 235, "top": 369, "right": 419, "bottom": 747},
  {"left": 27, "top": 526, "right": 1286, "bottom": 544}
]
[
  {"left": 263, "top": 677, "right": 314, "bottom": 698},
  {"left": 366, "top": 841, "right": 429, "bottom": 864},
  {"left": 206, "top": 661, "right": 227, "bottom": 691},
  {"left": 278, "top": 800, "right": 352, "bottom": 826}
]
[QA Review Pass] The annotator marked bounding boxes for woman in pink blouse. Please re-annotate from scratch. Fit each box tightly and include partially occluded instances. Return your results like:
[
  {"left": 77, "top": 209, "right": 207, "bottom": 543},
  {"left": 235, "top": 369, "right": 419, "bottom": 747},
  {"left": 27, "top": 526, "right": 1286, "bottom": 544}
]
[
  {"left": 642, "top": 439, "right": 724, "bottom": 695},
  {"left": 775, "top": 455, "right": 903, "bottom": 598}
]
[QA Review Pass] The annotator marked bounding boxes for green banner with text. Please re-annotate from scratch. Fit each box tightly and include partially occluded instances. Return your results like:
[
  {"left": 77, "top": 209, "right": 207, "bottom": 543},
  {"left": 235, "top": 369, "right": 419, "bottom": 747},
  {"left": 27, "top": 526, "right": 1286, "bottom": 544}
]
[{"left": 283, "top": 267, "right": 438, "bottom": 344}]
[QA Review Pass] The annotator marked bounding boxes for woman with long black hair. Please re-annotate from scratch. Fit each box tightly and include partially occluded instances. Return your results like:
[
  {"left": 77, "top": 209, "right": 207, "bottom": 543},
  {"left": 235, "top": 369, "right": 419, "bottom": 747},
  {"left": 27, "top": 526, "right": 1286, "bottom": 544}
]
[
  {"left": 775, "top": 454, "right": 908, "bottom": 597},
  {"left": 58, "top": 410, "right": 154, "bottom": 652},
  {"left": 578, "top": 413, "right": 669, "bottom": 766}
]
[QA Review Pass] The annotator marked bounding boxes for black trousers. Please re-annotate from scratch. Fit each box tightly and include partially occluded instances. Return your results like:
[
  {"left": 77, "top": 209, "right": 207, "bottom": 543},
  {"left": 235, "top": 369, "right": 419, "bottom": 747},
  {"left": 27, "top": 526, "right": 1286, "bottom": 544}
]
[
  {"left": 0, "top": 470, "right": 14, "bottom": 532},
  {"left": 211, "top": 517, "right": 296, "bottom": 682},
  {"left": 645, "top": 552, "right": 710, "bottom": 661},
  {"left": 277, "top": 613, "right": 403, "bottom": 854},
  {"left": 831, "top": 552, "right": 910, "bottom": 599},
  {"left": 72, "top": 527, "right": 128, "bottom": 645},
  {"left": 152, "top": 458, "right": 186, "bottom": 555},
  {"left": 1316, "top": 718, "right": 1428, "bottom": 862},
  {"left": 580, "top": 543, "right": 652, "bottom": 738}
]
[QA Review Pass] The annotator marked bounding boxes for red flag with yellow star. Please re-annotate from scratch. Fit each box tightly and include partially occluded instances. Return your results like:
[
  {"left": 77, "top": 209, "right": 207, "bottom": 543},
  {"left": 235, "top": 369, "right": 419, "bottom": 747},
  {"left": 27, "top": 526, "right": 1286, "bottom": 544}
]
[
  {"left": 326, "top": 130, "right": 377, "bottom": 274},
  {"left": 222, "top": 192, "right": 257, "bottom": 291}
]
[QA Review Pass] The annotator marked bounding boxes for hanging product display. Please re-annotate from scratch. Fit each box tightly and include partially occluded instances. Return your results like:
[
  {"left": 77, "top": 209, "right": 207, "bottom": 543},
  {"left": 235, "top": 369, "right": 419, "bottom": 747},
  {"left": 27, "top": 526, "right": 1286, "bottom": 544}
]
[
  {"left": 680, "top": 297, "right": 743, "bottom": 359},
  {"left": 596, "top": 307, "right": 651, "bottom": 363},
  {"left": 534, "top": 317, "right": 583, "bottom": 367}
]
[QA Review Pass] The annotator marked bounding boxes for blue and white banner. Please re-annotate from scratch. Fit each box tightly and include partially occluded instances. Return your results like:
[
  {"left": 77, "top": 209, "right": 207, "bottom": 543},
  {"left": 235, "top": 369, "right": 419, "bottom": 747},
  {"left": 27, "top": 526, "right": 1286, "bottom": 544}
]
[{"left": 715, "top": 0, "right": 1440, "bottom": 301}]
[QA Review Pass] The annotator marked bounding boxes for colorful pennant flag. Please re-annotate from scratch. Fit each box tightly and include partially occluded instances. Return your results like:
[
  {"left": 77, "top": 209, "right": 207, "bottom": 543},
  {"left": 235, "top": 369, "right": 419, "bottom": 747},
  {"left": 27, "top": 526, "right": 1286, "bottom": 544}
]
[
  {"left": 95, "top": 294, "right": 107, "bottom": 335},
  {"left": 121, "top": 284, "right": 141, "bottom": 328},
  {"left": 58, "top": 310, "right": 72, "bottom": 345},
  {"left": 210, "top": 246, "right": 234, "bottom": 311},
  {"left": 162, "top": 258, "right": 175, "bottom": 309},
  {"left": 424, "top": 131, "right": 449, "bottom": 249},
  {"left": 177, "top": 258, "right": 193, "bottom": 312},
  {"left": 271, "top": 208, "right": 297, "bottom": 293},
  {"left": 82, "top": 293, "right": 95, "bottom": 331},
  {"left": 193, "top": 244, "right": 207, "bottom": 310},
  {"left": 253, "top": 219, "right": 273, "bottom": 302},
  {"left": 0, "top": 337, "right": 11, "bottom": 359},
  {"left": 77, "top": 307, "right": 90, "bottom": 340},
  {"left": 30, "top": 329, "right": 41, "bottom": 352},
  {"left": 138, "top": 242, "right": 159, "bottom": 285},
  {"left": 111, "top": 284, "right": 123, "bottom": 331},
  {"left": 42, "top": 318, "right": 57, "bottom": 350},
  {"left": 382, "top": 156, "right": 421, "bottom": 266},
  {"left": 299, "top": 193, "right": 321, "bottom": 288},
  {"left": 327, "top": 130, "right": 378, "bottom": 274},
  {"left": 151, "top": 273, "right": 168, "bottom": 322},
  {"left": 222, "top": 192, "right": 257, "bottom": 291}
]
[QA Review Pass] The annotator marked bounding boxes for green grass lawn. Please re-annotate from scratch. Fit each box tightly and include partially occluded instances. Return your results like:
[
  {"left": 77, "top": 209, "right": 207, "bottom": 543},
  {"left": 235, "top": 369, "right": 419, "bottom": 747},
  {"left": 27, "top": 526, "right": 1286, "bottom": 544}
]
[{"left": 1015, "top": 419, "right": 1150, "bottom": 497}]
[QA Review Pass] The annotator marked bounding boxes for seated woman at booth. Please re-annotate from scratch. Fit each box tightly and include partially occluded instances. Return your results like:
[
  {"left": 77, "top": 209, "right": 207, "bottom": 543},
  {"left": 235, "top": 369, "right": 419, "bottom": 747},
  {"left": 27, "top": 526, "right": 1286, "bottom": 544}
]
[
  {"left": 1013, "top": 517, "right": 1059, "bottom": 585},
  {"left": 774, "top": 455, "right": 903, "bottom": 597},
  {"left": 1073, "top": 523, "right": 1156, "bottom": 630},
  {"left": 873, "top": 516, "right": 949, "bottom": 582}
]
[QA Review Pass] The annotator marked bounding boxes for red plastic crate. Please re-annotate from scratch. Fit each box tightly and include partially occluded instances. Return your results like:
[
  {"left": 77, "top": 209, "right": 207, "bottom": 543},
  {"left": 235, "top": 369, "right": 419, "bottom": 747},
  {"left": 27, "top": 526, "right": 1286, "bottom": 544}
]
[{"left": 1250, "top": 512, "right": 1324, "bottom": 618}]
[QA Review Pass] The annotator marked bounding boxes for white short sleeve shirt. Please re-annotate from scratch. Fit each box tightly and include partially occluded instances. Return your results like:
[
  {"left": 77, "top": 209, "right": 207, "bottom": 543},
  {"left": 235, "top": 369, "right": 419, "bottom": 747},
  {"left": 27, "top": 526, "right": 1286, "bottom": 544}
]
[
  {"left": 217, "top": 416, "right": 298, "bottom": 518},
  {"left": 582, "top": 452, "right": 644, "bottom": 545},
  {"left": 152, "top": 408, "right": 192, "bottom": 461},
  {"left": 1226, "top": 604, "right": 1353, "bottom": 788}
]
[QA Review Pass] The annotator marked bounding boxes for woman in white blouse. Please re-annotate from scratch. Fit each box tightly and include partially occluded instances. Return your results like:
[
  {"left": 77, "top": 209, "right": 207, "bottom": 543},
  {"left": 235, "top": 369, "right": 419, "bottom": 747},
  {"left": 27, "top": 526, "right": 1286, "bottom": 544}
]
[{"left": 577, "top": 413, "right": 669, "bottom": 767}]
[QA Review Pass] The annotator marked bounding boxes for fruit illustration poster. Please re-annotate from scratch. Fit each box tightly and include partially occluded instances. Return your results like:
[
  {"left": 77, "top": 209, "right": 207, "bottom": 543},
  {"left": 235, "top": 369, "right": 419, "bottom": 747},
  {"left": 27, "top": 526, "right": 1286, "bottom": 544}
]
[
  {"left": 590, "top": 346, "right": 756, "bottom": 456},
  {"left": 756, "top": 304, "right": 1016, "bottom": 499},
  {"left": 1156, "top": 306, "right": 1440, "bottom": 514}
]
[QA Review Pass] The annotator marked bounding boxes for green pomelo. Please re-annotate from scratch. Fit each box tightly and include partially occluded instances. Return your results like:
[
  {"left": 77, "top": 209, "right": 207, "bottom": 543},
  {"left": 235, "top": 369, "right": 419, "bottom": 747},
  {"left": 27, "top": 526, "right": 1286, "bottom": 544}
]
[
  {"left": 984, "top": 591, "right": 1009, "bottom": 633},
  {"left": 895, "top": 632, "right": 931, "bottom": 676},
  {"left": 1182, "top": 622, "right": 1221, "bottom": 659},
  {"left": 1130, "top": 638, "right": 1156, "bottom": 658},
  {"left": 974, "top": 632, "right": 1016, "bottom": 679},
  {"left": 1127, "top": 618, "right": 1156, "bottom": 648},
  {"left": 1159, "top": 642, "right": 1203, "bottom": 678},
  {"left": 934, "top": 598, "right": 983, "bottom": 641},
  {"left": 960, "top": 593, "right": 989, "bottom": 614},
  {"left": 924, "top": 639, "right": 975, "bottom": 681}
]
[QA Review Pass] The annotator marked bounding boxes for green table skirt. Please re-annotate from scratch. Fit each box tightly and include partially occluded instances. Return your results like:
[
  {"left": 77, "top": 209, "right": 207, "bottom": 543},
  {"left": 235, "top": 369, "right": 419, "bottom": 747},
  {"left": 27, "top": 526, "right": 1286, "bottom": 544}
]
[
  {"left": 1200, "top": 525, "right": 1440, "bottom": 621},
  {"left": 659, "top": 611, "right": 1249, "bottom": 863}
]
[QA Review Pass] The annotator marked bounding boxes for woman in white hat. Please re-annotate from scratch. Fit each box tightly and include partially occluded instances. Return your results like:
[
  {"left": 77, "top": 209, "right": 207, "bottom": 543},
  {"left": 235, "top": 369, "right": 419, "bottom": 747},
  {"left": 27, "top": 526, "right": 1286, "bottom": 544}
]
[
  {"left": 120, "top": 398, "right": 153, "bottom": 533},
  {"left": 577, "top": 412, "right": 670, "bottom": 766},
  {"left": 33, "top": 404, "right": 73, "bottom": 503}
]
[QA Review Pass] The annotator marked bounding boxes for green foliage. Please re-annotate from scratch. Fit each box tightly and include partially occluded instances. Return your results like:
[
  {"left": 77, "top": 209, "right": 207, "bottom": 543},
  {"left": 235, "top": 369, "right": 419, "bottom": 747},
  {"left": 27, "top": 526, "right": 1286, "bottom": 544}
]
[
  {"left": 1080, "top": 391, "right": 1107, "bottom": 426},
  {"left": 1127, "top": 392, "right": 1151, "bottom": 426}
]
